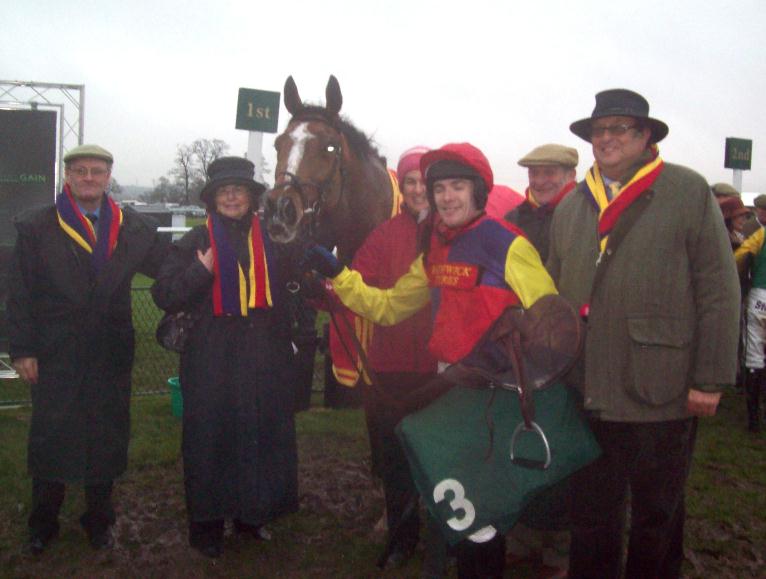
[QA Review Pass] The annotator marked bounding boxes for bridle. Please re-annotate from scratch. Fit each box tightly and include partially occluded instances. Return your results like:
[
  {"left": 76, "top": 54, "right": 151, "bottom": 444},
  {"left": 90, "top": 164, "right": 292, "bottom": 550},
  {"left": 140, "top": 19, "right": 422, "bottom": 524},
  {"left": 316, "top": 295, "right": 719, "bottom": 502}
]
[{"left": 270, "top": 116, "right": 347, "bottom": 241}]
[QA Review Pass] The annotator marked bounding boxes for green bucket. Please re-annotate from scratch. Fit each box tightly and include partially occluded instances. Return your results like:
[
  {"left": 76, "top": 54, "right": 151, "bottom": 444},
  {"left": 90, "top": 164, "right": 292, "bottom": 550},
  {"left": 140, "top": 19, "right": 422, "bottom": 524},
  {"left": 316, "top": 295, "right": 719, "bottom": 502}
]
[{"left": 168, "top": 377, "right": 183, "bottom": 418}]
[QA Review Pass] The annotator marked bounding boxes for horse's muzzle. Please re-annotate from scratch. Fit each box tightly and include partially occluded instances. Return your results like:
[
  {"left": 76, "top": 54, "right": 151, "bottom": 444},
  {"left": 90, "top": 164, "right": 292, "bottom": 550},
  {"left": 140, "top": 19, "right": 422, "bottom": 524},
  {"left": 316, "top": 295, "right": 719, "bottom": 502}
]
[{"left": 264, "top": 194, "right": 300, "bottom": 242}]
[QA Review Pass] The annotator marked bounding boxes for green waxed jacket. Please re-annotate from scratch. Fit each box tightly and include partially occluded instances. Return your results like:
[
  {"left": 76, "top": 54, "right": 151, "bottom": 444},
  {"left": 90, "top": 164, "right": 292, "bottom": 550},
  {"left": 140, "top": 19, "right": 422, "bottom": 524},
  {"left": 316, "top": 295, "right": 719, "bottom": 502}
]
[{"left": 547, "top": 162, "right": 740, "bottom": 422}]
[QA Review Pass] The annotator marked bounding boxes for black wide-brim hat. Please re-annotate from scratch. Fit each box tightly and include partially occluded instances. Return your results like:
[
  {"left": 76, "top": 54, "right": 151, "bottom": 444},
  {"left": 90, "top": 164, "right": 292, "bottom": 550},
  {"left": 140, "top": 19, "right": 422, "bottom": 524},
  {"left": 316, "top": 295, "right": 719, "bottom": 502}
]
[
  {"left": 200, "top": 156, "right": 267, "bottom": 204},
  {"left": 570, "top": 88, "right": 669, "bottom": 144}
]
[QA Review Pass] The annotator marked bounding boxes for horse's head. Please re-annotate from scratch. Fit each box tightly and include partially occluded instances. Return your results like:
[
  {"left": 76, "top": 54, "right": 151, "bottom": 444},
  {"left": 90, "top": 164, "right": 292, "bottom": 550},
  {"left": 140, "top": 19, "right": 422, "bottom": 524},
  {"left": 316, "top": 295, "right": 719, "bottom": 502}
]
[{"left": 264, "top": 75, "right": 349, "bottom": 245}]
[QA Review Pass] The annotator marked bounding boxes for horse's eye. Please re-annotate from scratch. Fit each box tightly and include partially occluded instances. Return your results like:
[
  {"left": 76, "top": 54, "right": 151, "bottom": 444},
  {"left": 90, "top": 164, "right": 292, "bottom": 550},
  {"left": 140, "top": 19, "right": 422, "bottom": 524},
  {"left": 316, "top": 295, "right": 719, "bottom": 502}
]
[{"left": 326, "top": 145, "right": 336, "bottom": 153}]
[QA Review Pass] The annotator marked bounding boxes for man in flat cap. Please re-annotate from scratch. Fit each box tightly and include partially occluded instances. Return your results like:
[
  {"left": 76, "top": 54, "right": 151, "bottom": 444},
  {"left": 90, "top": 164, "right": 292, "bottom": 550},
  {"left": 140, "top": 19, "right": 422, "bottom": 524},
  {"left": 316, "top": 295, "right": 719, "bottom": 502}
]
[
  {"left": 504, "top": 143, "right": 577, "bottom": 578},
  {"left": 505, "top": 143, "right": 578, "bottom": 263},
  {"left": 711, "top": 181, "right": 740, "bottom": 198},
  {"left": 547, "top": 89, "right": 740, "bottom": 578},
  {"left": 6, "top": 144, "right": 168, "bottom": 554}
]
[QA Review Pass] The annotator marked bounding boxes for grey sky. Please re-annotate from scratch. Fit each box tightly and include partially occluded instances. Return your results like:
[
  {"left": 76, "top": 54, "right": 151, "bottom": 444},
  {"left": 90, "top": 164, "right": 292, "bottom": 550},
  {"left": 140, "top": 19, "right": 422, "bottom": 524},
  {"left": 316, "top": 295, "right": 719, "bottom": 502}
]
[{"left": 3, "top": 0, "right": 765, "bottom": 193}]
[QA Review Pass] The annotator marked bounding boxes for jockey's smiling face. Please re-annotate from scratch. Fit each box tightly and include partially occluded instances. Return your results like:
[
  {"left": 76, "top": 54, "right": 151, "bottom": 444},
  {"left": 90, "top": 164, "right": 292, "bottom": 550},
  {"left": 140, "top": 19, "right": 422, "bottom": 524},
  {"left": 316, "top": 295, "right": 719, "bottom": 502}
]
[
  {"left": 433, "top": 178, "right": 482, "bottom": 228},
  {"left": 65, "top": 158, "right": 111, "bottom": 211}
]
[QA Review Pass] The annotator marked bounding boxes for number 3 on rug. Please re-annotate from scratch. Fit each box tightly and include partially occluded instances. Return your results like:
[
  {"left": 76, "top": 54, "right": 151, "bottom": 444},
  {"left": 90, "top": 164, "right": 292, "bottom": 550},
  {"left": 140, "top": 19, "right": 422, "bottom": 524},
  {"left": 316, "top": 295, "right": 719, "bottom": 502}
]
[{"left": 433, "top": 478, "right": 475, "bottom": 531}]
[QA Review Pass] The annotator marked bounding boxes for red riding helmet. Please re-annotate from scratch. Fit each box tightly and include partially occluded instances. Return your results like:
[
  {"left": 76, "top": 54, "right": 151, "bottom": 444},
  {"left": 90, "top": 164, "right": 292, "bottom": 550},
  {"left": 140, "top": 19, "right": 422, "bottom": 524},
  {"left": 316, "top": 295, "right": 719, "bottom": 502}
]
[{"left": 420, "top": 143, "right": 494, "bottom": 210}]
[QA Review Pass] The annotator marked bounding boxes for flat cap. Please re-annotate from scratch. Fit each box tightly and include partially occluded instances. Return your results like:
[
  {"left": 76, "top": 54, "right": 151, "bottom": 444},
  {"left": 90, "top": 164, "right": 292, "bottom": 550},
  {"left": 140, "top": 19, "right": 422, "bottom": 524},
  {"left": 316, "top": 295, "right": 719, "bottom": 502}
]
[
  {"left": 710, "top": 182, "right": 739, "bottom": 197},
  {"left": 754, "top": 194, "right": 766, "bottom": 210},
  {"left": 64, "top": 144, "right": 114, "bottom": 164},
  {"left": 518, "top": 144, "right": 578, "bottom": 168}
]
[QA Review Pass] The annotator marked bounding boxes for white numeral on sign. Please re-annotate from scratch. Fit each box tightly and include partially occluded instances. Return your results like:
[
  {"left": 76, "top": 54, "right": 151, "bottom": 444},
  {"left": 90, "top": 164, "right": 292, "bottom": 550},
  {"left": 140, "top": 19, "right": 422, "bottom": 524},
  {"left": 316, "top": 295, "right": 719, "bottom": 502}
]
[{"left": 433, "top": 478, "right": 475, "bottom": 531}]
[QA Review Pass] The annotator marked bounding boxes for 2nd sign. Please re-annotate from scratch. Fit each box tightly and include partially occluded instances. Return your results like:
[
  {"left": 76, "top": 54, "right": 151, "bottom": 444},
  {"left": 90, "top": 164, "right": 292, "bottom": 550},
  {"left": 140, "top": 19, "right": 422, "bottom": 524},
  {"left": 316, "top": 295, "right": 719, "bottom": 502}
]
[{"left": 235, "top": 88, "right": 280, "bottom": 133}]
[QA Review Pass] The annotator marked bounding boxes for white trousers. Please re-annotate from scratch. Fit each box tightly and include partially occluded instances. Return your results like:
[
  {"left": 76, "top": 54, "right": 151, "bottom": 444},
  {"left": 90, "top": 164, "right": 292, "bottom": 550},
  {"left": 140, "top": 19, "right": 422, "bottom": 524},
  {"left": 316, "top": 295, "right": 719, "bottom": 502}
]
[{"left": 744, "top": 287, "right": 766, "bottom": 369}]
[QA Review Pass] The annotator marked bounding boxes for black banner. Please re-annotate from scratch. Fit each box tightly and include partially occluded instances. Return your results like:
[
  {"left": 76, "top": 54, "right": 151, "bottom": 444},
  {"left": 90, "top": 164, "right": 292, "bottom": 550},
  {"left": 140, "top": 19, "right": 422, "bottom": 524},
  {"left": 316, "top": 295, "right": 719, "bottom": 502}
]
[{"left": 0, "top": 109, "right": 57, "bottom": 349}]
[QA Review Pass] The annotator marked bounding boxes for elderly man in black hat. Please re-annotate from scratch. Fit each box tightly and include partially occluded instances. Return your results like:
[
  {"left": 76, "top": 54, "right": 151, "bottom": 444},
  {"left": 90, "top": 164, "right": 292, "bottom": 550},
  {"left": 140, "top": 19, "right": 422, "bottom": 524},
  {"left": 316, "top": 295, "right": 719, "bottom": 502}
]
[
  {"left": 547, "top": 90, "right": 740, "bottom": 578},
  {"left": 6, "top": 144, "right": 168, "bottom": 554}
]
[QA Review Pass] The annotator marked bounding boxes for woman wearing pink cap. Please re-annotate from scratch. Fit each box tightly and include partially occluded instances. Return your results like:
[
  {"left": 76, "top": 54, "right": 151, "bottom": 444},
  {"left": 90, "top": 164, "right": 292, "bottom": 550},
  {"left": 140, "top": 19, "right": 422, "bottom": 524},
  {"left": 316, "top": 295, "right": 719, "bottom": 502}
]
[{"left": 351, "top": 146, "right": 438, "bottom": 570}]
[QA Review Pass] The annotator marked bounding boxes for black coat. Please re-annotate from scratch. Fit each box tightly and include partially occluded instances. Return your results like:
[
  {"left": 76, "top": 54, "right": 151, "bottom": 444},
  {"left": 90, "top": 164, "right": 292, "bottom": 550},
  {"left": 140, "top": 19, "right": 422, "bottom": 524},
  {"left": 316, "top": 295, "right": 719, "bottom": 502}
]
[
  {"left": 151, "top": 219, "right": 298, "bottom": 525},
  {"left": 6, "top": 205, "right": 168, "bottom": 483},
  {"left": 505, "top": 200, "right": 556, "bottom": 263}
]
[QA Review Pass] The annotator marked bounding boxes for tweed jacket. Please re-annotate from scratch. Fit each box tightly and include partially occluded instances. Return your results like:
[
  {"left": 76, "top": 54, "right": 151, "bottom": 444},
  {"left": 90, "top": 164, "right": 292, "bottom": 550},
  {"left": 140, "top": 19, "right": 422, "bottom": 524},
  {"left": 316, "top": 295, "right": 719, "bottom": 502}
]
[{"left": 547, "top": 162, "right": 740, "bottom": 422}]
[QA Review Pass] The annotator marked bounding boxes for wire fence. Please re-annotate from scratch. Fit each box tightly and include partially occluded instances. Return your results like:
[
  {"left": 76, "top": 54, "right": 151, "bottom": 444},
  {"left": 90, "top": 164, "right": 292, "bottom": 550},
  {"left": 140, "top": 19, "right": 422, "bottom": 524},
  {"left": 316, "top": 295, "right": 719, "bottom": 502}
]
[
  {"left": 131, "top": 286, "right": 180, "bottom": 395},
  {"left": 0, "top": 287, "right": 334, "bottom": 408},
  {"left": 0, "top": 287, "right": 178, "bottom": 407}
]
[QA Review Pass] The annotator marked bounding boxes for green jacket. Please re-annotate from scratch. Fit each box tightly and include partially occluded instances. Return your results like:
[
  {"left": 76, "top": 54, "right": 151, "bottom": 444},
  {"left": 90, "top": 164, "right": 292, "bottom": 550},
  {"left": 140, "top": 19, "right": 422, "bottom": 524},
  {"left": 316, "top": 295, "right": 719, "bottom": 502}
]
[{"left": 547, "top": 162, "right": 740, "bottom": 422}]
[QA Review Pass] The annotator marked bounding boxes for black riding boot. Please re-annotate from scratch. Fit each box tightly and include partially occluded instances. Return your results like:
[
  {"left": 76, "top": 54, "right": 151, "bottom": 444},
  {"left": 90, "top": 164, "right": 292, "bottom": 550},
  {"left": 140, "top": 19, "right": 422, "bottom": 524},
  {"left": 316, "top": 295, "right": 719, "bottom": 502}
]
[{"left": 745, "top": 369, "right": 763, "bottom": 433}]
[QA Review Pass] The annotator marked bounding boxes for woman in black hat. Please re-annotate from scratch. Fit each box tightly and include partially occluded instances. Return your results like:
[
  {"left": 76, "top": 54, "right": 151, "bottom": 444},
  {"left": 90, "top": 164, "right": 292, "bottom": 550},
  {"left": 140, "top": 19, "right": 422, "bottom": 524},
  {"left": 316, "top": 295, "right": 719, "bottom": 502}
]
[{"left": 152, "top": 157, "right": 298, "bottom": 558}]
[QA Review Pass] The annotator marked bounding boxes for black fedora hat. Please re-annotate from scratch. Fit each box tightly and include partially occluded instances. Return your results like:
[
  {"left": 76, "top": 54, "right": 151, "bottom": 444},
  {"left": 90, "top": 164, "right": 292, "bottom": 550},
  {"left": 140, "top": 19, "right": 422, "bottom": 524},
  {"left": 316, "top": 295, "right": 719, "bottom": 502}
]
[
  {"left": 570, "top": 89, "right": 669, "bottom": 144},
  {"left": 200, "top": 156, "right": 267, "bottom": 204}
]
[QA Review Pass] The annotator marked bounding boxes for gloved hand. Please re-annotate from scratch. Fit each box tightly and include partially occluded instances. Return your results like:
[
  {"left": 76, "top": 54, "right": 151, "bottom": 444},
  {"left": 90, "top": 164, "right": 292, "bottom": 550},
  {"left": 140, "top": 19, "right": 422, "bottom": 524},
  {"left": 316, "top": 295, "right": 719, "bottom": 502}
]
[{"left": 300, "top": 244, "right": 344, "bottom": 278}]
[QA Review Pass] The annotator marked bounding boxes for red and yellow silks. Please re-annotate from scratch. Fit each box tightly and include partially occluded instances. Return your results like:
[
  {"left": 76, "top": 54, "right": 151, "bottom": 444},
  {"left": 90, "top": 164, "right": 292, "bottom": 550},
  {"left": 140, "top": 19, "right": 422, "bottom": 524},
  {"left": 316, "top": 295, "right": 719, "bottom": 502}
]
[
  {"left": 388, "top": 168, "right": 403, "bottom": 217},
  {"left": 327, "top": 169, "right": 401, "bottom": 387},
  {"left": 207, "top": 213, "right": 273, "bottom": 316},
  {"left": 55, "top": 184, "right": 122, "bottom": 272},
  {"left": 584, "top": 145, "right": 664, "bottom": 252}
]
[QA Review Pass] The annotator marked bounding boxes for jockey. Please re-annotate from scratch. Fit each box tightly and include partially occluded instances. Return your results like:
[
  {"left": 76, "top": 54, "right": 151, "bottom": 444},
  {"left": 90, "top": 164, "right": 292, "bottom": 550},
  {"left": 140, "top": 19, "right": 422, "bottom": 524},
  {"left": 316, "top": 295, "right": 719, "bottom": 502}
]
[{"left": 303, "top": 141, "right": 557, "bottom": 578}]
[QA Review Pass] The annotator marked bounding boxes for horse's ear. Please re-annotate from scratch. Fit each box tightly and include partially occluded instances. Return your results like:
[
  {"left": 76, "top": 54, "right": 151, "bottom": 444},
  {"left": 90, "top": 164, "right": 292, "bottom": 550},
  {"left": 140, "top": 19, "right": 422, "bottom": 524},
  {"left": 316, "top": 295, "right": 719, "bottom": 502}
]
[
  {"left": 284, "top": 76, "right": 303, "bottom": 116},
  {"left": 325, "top": 75, "right": 343, "bottom": 117}
]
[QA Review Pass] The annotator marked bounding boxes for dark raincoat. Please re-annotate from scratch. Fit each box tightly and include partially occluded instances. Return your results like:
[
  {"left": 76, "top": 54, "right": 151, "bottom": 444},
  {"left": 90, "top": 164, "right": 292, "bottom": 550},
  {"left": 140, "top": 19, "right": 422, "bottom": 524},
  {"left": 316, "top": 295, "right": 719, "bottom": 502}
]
[
  {"left": 151, "top": 217, "right": 298, "bottom": 525},
  {"left": 6, "top": 206, "right": 168, "bottom": 483}
]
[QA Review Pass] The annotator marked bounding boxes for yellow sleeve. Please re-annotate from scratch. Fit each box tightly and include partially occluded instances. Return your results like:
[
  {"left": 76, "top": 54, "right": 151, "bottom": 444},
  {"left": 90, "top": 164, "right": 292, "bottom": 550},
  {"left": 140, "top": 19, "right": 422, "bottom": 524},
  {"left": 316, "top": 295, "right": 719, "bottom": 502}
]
[
  {"left": 735, "top": 227, "right": 765, "bottom": 267},
  {"left": 331, "top": 254, "right": 431, "bottom": 326},
  {"left": 505, "top": 236, "right": 558, "bottom": 308}
]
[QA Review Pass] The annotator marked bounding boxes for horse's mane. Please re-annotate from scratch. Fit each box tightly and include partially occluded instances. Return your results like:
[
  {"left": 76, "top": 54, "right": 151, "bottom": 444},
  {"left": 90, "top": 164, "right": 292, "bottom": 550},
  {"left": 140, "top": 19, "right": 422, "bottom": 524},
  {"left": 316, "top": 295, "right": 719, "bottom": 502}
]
[{"left": 290, "top": 105, "right": 383, "bottom": 163}]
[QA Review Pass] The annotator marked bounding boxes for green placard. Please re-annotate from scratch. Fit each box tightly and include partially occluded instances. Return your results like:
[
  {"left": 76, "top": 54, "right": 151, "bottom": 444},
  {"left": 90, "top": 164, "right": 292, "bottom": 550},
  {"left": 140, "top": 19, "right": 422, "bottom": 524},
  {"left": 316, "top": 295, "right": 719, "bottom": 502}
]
[
  {"left": 724, "top": 137, "right": 752, "bottom": 170},
  {"left": 235, "top": 88, "right": 280, "bottom": 133}
]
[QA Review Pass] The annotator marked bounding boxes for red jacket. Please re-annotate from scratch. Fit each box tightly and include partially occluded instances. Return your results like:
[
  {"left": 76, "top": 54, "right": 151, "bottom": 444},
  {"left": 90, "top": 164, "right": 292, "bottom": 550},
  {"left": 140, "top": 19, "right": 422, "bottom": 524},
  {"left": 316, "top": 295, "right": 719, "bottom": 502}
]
[{"left": 352, "top": 210, "right": 437, "bottom": 373}]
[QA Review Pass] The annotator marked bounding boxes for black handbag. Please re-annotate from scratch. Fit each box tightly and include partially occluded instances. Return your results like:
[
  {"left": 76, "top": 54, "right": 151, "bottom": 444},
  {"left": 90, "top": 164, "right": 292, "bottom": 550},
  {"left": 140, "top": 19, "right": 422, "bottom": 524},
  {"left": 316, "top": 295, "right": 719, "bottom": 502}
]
[{"left": 155, "top": 310, "right": 200, "bottom": 353}]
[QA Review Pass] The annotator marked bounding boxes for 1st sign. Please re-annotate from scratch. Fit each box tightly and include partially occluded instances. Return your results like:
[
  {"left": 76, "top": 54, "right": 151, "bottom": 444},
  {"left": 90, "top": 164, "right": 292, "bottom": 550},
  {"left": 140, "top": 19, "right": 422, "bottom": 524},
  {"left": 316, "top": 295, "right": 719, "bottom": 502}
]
[{"left": 235, "top": 88, "right": 280, "bottom": 133}]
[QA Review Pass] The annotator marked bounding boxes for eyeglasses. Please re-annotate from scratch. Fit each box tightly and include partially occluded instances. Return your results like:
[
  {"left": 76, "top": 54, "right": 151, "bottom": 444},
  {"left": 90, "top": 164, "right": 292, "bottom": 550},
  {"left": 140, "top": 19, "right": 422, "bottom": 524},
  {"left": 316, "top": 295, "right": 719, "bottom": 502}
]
[
  {"left": 69, "top": 166, "right": 109, "bottom": 178},
  {"left": 215, "top": 185, "right": 250, "bottom": 198},
  {"left": 590, "top": 123, "right": 637, "bottom": 138}
]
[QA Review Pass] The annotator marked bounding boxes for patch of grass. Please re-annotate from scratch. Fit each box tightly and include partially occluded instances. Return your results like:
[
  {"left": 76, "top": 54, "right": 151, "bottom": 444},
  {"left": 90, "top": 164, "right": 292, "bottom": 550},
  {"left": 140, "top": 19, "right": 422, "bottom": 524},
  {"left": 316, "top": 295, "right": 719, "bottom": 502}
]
[
  {"left": 2, "top": 382, "right": 764, "bottom": 576},
  {"left": 129, "top": 396, "right": 182, "bottom": 468}
]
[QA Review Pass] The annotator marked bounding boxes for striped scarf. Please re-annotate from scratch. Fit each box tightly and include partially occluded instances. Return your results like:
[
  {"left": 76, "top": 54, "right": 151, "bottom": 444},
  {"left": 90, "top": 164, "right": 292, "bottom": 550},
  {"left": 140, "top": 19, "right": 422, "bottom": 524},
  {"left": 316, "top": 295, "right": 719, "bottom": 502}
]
[
  {"left": 55, "top": 184, "right": 122, "bottom": 272},
  {"left": 207, "top": 212, "right": 274, "bottom": 316},
  {"left": 584, "top": 145, "right": 664, "bottom": 252}
]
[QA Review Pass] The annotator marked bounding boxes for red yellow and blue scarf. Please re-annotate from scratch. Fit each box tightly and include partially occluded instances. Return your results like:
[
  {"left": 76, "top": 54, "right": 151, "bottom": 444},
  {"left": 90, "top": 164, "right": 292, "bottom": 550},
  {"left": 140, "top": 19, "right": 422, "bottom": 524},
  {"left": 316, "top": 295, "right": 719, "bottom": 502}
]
[
  {"left": 584, "top": 145, "right": 664, "bottom": 252},
  {"left": 207, "top": 213, "right": 274, "bottom": 316},
  {"left": 56, "top": 184, "right": 122, "bottom": 272}
]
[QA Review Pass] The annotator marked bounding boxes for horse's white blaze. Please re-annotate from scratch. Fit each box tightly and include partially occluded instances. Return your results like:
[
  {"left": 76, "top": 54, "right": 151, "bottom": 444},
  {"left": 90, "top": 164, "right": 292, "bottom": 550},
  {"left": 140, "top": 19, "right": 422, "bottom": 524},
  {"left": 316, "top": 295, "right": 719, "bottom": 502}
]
[{"left": 286, "top": 122, "right": 313, "bottom": 176}]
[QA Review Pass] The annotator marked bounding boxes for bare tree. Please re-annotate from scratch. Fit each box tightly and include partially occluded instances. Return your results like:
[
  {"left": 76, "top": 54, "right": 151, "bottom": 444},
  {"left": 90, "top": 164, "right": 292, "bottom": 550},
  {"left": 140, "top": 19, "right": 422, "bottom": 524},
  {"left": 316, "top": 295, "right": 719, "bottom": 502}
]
[
  {"left": 148, "top": 138, "right": 232, "bottom": 207},
  {"left": 172, "top": 144, "right": 195, "bottom": 205},
  {"left": 191, "top": 138, "right": 229, "bottom": 181}
]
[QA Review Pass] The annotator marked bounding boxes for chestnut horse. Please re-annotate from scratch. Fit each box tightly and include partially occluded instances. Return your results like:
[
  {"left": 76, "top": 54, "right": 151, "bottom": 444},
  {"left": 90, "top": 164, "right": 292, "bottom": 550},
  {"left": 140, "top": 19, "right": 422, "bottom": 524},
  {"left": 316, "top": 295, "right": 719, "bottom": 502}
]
[{"left": 264, "top": 75, "right": 396, "bottom": 265}]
